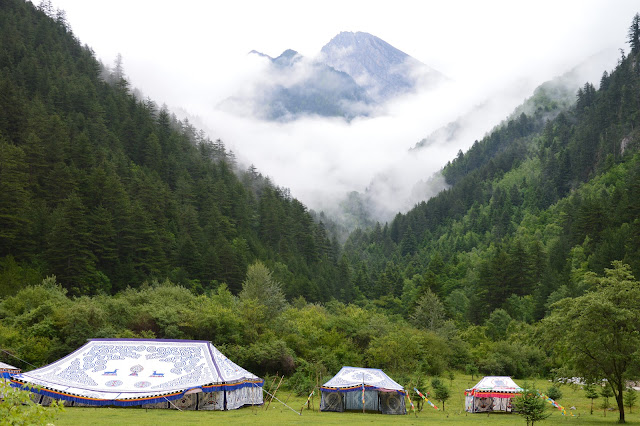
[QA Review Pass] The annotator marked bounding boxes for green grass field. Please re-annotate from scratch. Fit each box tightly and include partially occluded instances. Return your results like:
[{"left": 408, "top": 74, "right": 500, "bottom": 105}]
[{"left": 52, "top": 375, "right": 640, "bottom": 425}]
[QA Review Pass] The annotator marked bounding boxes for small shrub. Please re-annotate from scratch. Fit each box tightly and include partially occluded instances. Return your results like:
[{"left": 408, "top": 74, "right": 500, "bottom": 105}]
[
  {"left": 0, "top": 381, "right": 64, "bottom": 424},
  {"left": 512, "top": 383, "right": 550, "bottom": 426},
  {"left": 546, "top": 385, "right": 562, "bottom": 401}
]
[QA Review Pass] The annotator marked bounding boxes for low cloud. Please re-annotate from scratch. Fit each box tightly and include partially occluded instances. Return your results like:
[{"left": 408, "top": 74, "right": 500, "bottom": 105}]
[
  {"left": 145, "top": 13, "right": 624, "bottom": 229},
  {"left": 179, "top": 43, "right": 621, "bottom": 228},
  {"left": 187, "top": 75, "right": 526, "bottom": 222}
]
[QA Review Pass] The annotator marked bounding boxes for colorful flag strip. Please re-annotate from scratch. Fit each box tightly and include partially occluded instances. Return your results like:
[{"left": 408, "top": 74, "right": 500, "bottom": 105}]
[
  {"left": 302, "top": 389, "right": 314, "bottom": 408},
  {"left": 414, "top": 387, "right": 439, "bottom": 410},
  {"left": 538, "top": 392, "right": 574, "bottom": 417},
  {"left": 406, "top": 389, "right": 416, "bottom": 415}
]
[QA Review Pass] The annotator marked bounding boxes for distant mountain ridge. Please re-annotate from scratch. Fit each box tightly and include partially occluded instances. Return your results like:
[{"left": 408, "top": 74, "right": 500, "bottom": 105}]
[
  {"left": 218, "top": 48, "right": 371, "bottom": 120},
  {"left": 218, "top": 32, "right": 446, "bottom": 121}
]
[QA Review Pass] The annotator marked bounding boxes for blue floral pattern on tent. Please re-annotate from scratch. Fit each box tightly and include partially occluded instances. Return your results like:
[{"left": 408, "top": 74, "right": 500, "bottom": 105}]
[{"left": 11, "top": 339, "right": 264, "bottom": 408}]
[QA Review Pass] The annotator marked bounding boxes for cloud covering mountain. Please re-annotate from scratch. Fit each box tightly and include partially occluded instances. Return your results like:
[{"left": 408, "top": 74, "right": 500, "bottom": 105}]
[
  {"left": 218, "top": 32, "right": 446, "bottom": 121},
  {"left": 218, "top": 49, "right": 372, "bottom": 120}
]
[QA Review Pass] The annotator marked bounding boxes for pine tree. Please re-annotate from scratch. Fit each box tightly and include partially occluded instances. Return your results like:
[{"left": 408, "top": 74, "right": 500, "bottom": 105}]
[
  {"left": 628, "top": 13, "right": 640, "bottom": 54},
  {"left": 512, "top": 385, "right": 550, "bottom": 426},
  {"left": 0, "top": 140, "right": 30, "bottom": 256},
  {"left": 239, "top": 261, "right": 287, "bottom": 314},
  {"left": 624, "top": 388, "right": 637, "bottom": 414},
  {"left": 430, "top": 377, "right": 450, "bottom": 411},
  {"left": 45, "top": 192, "right": 97, "bottom": 295},
  {"left": 400, "top": 225, "right": 418, "bottom": 256},
  {"left": 584, "top": 384, "right": 599, "bottom": 415}
]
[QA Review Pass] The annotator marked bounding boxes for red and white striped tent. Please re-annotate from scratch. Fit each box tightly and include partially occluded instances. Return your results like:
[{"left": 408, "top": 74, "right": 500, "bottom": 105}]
[{"left": 464, "top": 376, "right": 523, "bottom": 413}]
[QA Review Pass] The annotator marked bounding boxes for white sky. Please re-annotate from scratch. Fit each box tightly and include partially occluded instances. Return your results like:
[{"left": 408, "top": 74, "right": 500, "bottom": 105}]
[{"left": 50, "top": 0, "right": 639, "bottom": 218}]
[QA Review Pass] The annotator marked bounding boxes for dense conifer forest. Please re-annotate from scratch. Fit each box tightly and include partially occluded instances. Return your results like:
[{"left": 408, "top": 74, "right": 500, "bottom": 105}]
[
  {"left": 1, "top": 0, "right": 640, "bottom": 420},
  {"left": 0, "top": 0, "right": 343, "bottom": 301}
]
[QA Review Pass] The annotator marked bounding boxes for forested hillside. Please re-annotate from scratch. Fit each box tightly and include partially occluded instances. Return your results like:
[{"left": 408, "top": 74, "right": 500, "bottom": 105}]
[
  {"left": 2, "top": 1, "right": 640, "bottom": 420},
  {"left": 342, "top": 16, "right": 640, "bottom": 324},
  {"left": 0, "top": 0, "right": 343, "bottom": 301}
]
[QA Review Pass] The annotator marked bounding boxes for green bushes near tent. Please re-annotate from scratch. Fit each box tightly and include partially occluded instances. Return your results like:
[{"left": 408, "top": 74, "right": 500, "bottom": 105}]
[{"left": 0, "top": 275, "right": 552, "bottom": 395}]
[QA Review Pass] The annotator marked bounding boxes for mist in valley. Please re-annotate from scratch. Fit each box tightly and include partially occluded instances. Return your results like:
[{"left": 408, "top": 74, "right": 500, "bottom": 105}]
[{"left": 51, "top": 0, "right": 638, "bottom": 228}]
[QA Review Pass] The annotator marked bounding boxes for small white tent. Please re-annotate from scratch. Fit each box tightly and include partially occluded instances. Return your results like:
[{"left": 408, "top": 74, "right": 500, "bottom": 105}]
[
  {"left": 464, "top": 376, "right": 523, "bottom": 413},
  {"left": 10, "top": 338, "right": 263, "bottom": 410},
  {"left": 320, "top": 366, "right": 406, "bottom": 414},
  {"left": 0, "top": 362, "right": 21, "bottom": 380}
]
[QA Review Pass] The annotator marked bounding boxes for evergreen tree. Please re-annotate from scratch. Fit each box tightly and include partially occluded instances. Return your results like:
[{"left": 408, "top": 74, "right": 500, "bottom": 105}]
[
  {"left": 430, "top": 377, "right": 450, "bottom": 411},
  {"left": 628, "top": 13, "right": 640, "bottom": 54},
  {"left": 624, "top": 388, "right": 637, "bottom": 414},
  {"left": 45, "top": 192, "right": 97, "bottom": 295},
  {"left": 583, "top": 384, "right": 599, "bottom": 415},
  {"left": 239, "top": 261, "right": 287, "bottom": 315},
  {"left": 0, "top": 140, "right": 30, "bottom": 257},
  {"left": 400, "top": 225, "right": 418, "bottom": 256},
  {"left": 512, "top": 384, "right": 550, "bottom": 426}
]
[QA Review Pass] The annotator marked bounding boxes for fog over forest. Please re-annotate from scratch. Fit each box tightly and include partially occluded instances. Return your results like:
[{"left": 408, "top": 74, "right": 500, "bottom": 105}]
[{"left": 51, "top": 0, "right": 638, "bottom": 223}]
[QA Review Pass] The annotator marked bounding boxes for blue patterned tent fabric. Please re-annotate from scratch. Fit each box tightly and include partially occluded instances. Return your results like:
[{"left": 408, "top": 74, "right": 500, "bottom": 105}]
[
  {"left": 0, "top": 361, "right": 20, "bottom": 379},
  {"left": 10, "top": 339, "right": 263, "bottom": 409}
]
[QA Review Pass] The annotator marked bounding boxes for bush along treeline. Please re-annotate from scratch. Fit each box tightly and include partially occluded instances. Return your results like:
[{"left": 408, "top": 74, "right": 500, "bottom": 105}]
[
  {"left": 0, "top": 0, "right": 343, "bottom": 301},
  {"left": 2, "top": 2, "right": 640, "bottom": 422},
  {"left": 0, "top": 268, "right": 547, "bottom": 396}
]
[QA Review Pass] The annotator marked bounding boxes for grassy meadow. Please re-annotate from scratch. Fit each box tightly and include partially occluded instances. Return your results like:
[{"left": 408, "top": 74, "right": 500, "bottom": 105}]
[{"left": 52, "top": 375, "right": 640, "bottom": 425}]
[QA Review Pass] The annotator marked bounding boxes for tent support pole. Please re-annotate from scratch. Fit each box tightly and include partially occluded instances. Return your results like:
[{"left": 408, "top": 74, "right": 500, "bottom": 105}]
[
  {"left": 265, "top": 375, "right": 277, "bottom": 399},
  {"left": 265, "top": 375, "right": 283, "bottom": 410},
  {"left": 362, "top": 374, "right": 365, "bottom": 414}
]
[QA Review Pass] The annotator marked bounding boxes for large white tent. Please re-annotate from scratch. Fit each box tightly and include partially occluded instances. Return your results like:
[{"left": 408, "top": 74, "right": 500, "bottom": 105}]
[
  {"left": 320, "top": 366, "right": 406, "bottom": 414},
  {"left": 464, "top": 376, "right": 523, "bottom": 413},
  {"left": 10, "top": 338, "right": 263, "bottom": 410}
]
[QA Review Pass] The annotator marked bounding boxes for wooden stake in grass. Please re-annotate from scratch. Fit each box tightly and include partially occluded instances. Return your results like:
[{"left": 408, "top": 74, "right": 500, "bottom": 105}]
[
  {"left": 265, "top": 375, "right": 278, "bottom": 400},
  {"left": 301, "top": 388, "right": 315, "bottom": 413},
  {"left": 405, "top": 386, "right": 417, "bottom": 417},
  {"left": 265, "top": 375, "right": 284, "bottom": 411},
  {"left": 314, "top": 373, "right": 319, "bottom": 412}
]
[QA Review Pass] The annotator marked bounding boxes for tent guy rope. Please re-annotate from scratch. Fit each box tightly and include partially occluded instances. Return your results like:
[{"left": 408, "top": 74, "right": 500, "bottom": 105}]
[{"left": 1, "top": 349, "right": 38, "bottom": 369}]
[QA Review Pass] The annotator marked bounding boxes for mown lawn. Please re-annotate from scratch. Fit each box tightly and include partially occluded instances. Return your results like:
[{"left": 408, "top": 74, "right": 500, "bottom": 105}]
[{"left": 53, "top": 375, "right": 640, "bottom": 425}]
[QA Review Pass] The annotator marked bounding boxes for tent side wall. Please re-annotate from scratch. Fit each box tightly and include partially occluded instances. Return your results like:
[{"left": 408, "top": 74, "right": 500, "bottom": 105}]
[
  {"left": 464, "top": 393, "right": 474, "bottom": 412},
  {"left": 25, "top": 385, "right": 261, "bottom": 410},
  {"left": 321, "top": 391, "right": 344, "bottom": 412},
  {"left": 464, "top": 393, "right": 516, "bottom": 413},
  {"left": 11, "top": 376, "right": 263, "bottom": 410}
]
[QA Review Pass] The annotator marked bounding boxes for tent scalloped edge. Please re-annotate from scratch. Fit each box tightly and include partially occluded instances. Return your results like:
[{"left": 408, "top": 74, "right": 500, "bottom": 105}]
[{"left": 11, "top": 378, "right": 264, "bottom": 407}]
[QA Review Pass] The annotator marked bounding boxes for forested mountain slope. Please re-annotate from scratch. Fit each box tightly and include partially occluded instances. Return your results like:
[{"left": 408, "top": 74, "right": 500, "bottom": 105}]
[
  {"left": 342, "top": 20, "right": 640, "bottom": 323},
  {"left": 0, "top": 0, "right": 342, "bottom": 301}
]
